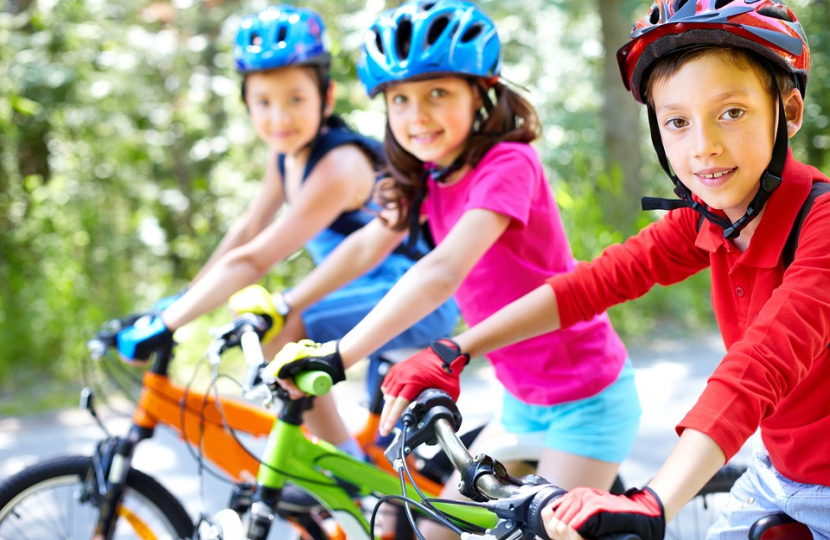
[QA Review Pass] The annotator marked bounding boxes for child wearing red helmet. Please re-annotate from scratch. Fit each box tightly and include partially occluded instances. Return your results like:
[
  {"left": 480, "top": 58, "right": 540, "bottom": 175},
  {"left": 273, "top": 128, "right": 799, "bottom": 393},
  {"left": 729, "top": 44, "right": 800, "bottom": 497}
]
[{"left": 381, "top": 1, "right": 830, "bottom": 539}]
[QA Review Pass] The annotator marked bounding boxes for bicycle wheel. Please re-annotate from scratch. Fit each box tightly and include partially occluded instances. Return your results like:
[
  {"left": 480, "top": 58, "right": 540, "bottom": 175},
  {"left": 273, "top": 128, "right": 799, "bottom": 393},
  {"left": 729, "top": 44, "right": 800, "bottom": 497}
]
[
  {"left": 0, "top": 455, "right": 193, "bottom": 540},
  {"left": 665, "top": 463, "right": 747, "bottom": 540}
]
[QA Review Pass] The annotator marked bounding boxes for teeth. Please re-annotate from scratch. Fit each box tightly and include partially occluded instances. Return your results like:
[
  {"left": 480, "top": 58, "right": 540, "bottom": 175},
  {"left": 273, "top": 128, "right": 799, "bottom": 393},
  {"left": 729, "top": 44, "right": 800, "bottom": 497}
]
[{"left": 701, "top": 170, "right": 731, "bottom": 179}]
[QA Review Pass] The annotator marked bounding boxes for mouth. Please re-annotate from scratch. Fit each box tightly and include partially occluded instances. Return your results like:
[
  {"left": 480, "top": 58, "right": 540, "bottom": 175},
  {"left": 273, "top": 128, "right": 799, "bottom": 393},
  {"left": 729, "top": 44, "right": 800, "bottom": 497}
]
[
  {"left": 409, "top": 130, "right": 442, "bottom": 144},
  {"left": 695, "top": 167, "right": 736, "bottom": 187}
]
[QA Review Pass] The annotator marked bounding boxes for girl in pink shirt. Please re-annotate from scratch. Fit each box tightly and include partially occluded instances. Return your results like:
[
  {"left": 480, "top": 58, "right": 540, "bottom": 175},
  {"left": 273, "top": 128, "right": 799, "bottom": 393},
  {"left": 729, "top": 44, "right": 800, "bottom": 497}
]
[{"left": 270, "top": 2, "right": 640, "bottom": 533}]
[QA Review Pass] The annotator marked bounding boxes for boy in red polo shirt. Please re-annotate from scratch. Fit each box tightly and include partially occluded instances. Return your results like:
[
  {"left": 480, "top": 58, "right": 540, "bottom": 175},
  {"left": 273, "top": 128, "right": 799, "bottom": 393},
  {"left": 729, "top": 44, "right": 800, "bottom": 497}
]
[{"left": 378, "top": 1, "right": 830, "bottom": 539}]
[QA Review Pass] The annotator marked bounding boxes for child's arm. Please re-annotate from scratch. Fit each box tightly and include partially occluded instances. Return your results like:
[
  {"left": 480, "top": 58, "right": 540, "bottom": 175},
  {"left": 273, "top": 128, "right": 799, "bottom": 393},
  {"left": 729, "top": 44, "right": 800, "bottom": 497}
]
[
  {"left": 162, "top": 145, "right": 376, "bottom": 331},
  {"left": 191, "top": 149, "right": 285, "bottom": 284},
  {"left": 456, "top": 283, "right": 561, "bottom": 358},
  {"left": 338, "top": 208, "right": 511, "bottom": 366},
  {"left": 284, "top": 216, "right": 407, "bottom": 312},
  {"left": 541, "top": 429, "right": 725, "bottom": 540}
]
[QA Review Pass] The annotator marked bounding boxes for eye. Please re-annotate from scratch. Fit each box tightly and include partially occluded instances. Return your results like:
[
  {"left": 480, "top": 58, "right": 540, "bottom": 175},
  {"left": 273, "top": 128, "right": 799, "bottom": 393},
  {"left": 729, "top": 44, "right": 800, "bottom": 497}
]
[
  {"left": 389, "top": 93, "right": 407, "bottom": 105},
  {"left": 721, "top": 108, "right": 745, "bottom": 120},
  {"left": 289, "top": 95, "right": 305, "bottom": 105},
  {"left": 665, "top": 117, "right": 688, "bottom": 129},
  {"left": 429, "top": 88, "right": 447, "bottom": 98}
]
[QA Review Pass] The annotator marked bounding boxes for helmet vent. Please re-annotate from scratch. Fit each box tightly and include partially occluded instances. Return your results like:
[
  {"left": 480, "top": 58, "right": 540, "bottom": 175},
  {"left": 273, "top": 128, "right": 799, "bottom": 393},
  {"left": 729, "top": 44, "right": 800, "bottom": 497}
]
[
  {"left": 427, "top": 15, "right": 451, "bottom": 45},
  {"left": 396, "top": 17, "right": 413, "bottom": 59},
  {"left": 423, "top": 1, "right": 437, "bottom": 10},
  {"left": 673, "top": 0, "right": 690, "bottom": 11},
  {"left": 373, "top": 30, "right": 384, "bottom": 55},
  {"left": 461, "top": 23, "right": 482, "bottom": 43},
  {"left": 649, "top": 5, "right": 660, "bottom": 24},
  {"left": 757, "top": 5, "right": 794, "bottom": 22},
  {"left": 713, "top": 0, "right": 733, "bottom": 8},
  {"left": 250, "top": 32, "right": 263, "bottom": 48},
  {"left": 276, "top": 25, "right": 288, "bottom": 45}
]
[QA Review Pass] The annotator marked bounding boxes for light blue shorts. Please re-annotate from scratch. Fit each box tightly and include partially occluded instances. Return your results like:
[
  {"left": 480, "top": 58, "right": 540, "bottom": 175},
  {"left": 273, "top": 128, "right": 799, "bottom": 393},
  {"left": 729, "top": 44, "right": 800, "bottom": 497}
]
[
  {"left": 499, "top": 360, "right": 640, "bottom": 463},
  {"left": 706, "top": 439, "right": 830, "bottom": 540}
]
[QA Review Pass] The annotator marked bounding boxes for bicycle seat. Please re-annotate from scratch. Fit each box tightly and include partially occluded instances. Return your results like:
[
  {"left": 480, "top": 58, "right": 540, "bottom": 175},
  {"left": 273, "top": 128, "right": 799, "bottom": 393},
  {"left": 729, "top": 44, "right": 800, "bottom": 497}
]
[{"left": 748, "top": 512, "right": 813, "bottom": 540}]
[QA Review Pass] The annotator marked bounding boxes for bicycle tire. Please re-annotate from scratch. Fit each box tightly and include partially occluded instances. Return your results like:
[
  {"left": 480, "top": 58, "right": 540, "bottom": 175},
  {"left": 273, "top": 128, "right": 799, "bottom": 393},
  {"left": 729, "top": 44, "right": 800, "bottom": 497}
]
[
  {"left": 0, "top": 455, "right": 193, "bottom": 540},
  {"left": 665, "top": 463, "right": 748, "bottom": 540}
]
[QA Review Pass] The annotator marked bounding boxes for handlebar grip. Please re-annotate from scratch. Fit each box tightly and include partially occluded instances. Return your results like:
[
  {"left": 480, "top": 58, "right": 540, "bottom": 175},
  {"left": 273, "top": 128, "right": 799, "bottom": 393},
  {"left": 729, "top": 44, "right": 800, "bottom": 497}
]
[{"left": 294, "top": 371, "right": 332, "bottom": 396}]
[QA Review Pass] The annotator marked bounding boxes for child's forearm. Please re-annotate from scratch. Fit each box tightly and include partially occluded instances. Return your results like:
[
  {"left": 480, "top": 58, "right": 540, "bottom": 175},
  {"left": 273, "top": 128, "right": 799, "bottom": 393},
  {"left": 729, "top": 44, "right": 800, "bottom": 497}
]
[
  {"left": 338, "top": 257, "right": 459, "bottom": 368},
  {"left": 455, "top": 284, "right": 561, "bottom": 358},
  {"left": 163, "top": 254, "right": 266, "bottom": 330},
  {"left": 285, "top": 220, "right": 403, "bottom": 312},
  {"left": 647, "top": 429, "right": 726, "bottom": 521}
]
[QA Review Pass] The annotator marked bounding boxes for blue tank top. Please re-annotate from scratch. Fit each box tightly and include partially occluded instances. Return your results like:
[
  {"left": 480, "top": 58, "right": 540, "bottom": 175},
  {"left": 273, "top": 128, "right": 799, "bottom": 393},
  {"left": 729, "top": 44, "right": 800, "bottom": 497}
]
[{"left": 278, "top": 117, "right": 430, "bottom": 263}]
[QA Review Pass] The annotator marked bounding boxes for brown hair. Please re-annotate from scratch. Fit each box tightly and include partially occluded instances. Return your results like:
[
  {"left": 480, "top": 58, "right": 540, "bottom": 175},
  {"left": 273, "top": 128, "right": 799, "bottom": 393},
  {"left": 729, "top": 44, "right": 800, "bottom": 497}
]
[
  {"left": 377, "top": 79, "right": 542, "bottom": 230},
  {"left": 643, "top": 46, "right": 796, "bottom": 107}
]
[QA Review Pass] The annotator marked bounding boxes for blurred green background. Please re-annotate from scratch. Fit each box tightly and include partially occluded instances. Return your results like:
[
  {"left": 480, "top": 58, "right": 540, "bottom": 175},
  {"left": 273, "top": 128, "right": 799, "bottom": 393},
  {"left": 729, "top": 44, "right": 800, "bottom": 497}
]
[{"left": 1, "top": 0, "right": 828, "bottom": 414}]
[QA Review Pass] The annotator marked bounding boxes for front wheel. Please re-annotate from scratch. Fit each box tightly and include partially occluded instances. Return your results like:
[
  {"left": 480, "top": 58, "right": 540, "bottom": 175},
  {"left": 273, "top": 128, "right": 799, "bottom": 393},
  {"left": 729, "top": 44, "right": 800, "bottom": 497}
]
[{"left": 0, "top": 455, "right": 193, "bottom": 540}]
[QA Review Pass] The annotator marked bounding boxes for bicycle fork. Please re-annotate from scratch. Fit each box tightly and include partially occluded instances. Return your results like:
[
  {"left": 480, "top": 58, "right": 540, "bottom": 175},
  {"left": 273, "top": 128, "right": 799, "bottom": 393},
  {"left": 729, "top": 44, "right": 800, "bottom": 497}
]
[{"left": 79, "top": 390, "right": 155, "bottom": 540}]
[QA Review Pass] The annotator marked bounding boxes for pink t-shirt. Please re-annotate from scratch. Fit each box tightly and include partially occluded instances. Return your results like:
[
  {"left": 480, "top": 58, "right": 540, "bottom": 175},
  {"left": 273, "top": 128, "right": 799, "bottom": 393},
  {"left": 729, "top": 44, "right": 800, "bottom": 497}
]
[{"left": 423, "top": 142, "right": 628, "bottom": 405}]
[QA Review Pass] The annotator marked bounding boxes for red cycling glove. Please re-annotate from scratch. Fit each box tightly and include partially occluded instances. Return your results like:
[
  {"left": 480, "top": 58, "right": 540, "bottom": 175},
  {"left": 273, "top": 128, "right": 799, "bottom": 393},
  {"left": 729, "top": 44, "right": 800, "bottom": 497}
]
[
  {"left": 381, "top": 339, "right": 470, "bottom": 401},
  {"left": 549, "top": 487, "right": 665, "bottom": 540}
]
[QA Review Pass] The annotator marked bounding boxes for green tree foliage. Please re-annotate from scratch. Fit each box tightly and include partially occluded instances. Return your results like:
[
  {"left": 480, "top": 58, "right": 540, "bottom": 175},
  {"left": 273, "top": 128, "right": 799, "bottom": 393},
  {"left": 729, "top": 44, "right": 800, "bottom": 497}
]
[{"left": 1, "top": 0, "right": 828, "bottom": 410}]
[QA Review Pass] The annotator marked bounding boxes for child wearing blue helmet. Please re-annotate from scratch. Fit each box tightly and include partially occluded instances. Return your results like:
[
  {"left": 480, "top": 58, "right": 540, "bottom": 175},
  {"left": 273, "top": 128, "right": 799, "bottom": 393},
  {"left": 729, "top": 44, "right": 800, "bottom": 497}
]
[
  {"left": 116, "top": 5, "right": 458, "bottom": 461},
  {"left": 267, "top": 2, "right": 640, "bottom": 537}
]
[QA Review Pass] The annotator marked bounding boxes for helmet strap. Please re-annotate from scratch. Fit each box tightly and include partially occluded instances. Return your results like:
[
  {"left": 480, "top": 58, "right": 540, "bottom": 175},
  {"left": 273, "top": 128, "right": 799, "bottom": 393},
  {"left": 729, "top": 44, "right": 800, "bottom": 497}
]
[{"left": 641, "top": 93, "right": 788, "bottom": 239}]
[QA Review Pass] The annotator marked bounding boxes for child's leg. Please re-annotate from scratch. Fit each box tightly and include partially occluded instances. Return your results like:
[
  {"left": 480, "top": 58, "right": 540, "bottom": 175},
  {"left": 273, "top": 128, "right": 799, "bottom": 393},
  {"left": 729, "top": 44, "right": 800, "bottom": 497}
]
[{"left": 706, "top": 440, "right": 830, "bottom": 540}]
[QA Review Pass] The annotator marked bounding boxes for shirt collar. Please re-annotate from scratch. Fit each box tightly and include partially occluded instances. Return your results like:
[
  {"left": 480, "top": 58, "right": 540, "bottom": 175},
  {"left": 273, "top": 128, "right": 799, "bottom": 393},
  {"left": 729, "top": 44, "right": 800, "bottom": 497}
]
[{"left": 694, "top": 149, "right": 814, "bottom": 267}]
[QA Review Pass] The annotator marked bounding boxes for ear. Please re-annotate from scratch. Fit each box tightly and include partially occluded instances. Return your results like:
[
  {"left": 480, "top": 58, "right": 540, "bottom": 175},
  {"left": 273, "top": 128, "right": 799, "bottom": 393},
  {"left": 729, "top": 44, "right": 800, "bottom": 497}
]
[
  {"left": 783, "top": 87, "right": 804, "bottom": 138},
  {"left": 324, "top": 80, "right": 336, "bottom": 117}
]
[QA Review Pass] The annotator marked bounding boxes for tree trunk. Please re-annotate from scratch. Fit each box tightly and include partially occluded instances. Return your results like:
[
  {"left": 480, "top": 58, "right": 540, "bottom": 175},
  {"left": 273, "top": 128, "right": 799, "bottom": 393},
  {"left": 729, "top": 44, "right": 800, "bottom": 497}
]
[{"left": 597, "top": 0, "right": 643, "bottom": 234}]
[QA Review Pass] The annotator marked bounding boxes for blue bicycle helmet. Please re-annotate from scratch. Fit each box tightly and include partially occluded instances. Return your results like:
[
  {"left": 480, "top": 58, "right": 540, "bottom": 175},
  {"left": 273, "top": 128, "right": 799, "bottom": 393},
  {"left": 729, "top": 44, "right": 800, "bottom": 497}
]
[
  {"left": 357, "top": 0, "right": 502, "bottom": 98},
  {"left": 234, "top": 5, "right": 331, "bottom": 73}
]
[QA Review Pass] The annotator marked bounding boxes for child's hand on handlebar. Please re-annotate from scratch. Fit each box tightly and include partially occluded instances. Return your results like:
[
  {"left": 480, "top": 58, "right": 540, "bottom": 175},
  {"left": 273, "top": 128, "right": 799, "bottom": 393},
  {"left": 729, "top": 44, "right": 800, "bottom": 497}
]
[
  {"left": 228, "top": 285, "right": 289, "bottom": 344},
  {"left": 263, "top": 340, "right": 345, "bottom": 399},
  {"left": 116, "top": 315, "right": 174, "bottom": 363},
  {"left": 542, "top": 486, "right": 665, "bottom": 540},
  {"left": 539, "top": 511, "right": 585, "bottom": 540},
  {"left": 379, "top": 339, "right": 469, "bottom": 436}
]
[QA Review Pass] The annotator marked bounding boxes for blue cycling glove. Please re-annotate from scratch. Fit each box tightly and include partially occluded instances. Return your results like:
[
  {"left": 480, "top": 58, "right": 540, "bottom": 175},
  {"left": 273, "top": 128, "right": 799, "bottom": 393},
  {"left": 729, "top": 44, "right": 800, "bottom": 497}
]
[{"left": 117, "top": 315, "right": 174, "bottom": 362}]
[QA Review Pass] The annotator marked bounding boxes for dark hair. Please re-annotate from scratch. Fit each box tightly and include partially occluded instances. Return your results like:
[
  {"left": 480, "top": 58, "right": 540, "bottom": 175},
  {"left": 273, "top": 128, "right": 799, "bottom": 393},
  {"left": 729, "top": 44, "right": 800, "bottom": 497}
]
[
  {"left": 378, "top": 79, "right": 541, "bottom": 230},
  {"left": 643, "top": 46, "right": 796, "bottom": 107}
]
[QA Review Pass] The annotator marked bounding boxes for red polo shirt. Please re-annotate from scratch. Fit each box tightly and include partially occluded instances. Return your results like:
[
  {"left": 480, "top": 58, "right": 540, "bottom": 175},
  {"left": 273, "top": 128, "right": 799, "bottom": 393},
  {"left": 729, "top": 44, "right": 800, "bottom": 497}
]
[{"left": 548, "top": 151, "right": 830, "bottom": 485}]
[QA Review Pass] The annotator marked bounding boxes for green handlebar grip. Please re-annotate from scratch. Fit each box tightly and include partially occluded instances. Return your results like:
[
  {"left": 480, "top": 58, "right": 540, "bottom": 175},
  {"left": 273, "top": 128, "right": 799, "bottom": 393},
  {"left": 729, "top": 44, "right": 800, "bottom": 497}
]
[{"left": 294, "top": 370, "right": 332, "bottom": 396}]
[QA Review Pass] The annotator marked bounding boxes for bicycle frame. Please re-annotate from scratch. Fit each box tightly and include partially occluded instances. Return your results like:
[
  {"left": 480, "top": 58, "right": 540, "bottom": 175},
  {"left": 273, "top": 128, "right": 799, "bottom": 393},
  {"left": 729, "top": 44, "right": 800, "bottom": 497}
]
[{"left": 89, "top": 317, "right": 495, "bottom": 540}]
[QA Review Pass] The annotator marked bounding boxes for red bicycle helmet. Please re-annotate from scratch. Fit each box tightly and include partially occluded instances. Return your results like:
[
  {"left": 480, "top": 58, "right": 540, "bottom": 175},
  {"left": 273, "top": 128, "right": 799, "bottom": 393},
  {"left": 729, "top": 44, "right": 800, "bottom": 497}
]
[{"left": 618, "top": 0, "right": 810, "bottom": 104}]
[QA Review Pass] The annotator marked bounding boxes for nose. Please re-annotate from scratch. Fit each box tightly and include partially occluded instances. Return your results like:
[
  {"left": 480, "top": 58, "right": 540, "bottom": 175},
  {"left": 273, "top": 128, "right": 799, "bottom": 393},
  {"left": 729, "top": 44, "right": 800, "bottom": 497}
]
[
  {"left": 409, "top": 98, "right": 430, "bottom": 125},
  {"left": 269, "top": 105, "right": 289, "bottom": 126},
  {"left": 692, "top": 120, "right": 722, "bottom": 159}
]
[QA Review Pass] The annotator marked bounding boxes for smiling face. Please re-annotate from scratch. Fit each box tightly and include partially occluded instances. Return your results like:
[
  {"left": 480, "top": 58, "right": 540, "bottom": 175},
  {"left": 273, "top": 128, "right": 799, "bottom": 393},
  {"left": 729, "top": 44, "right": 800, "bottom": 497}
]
[
  {"left": 384, "top": 76, "right": 481, "bottom": 168},
  {"left": 244, "top": 65, "right": 327, "bottom": 154},
  {"left": 650, "top": 52, "right": 802, "bottom": 222}
]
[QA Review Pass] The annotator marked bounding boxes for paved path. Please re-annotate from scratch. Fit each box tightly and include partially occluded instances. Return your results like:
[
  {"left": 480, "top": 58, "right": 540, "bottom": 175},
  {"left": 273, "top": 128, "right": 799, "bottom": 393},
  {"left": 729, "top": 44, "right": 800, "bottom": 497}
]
[{"left": 0, "top": 334, "right": 750, "bottom": 537}]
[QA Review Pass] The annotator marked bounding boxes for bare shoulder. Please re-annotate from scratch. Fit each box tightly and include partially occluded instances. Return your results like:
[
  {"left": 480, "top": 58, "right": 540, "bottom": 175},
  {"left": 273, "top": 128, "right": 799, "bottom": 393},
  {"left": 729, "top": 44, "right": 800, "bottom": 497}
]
[{"left": 312, "top": 143, "right": 377, "bottom": 183}]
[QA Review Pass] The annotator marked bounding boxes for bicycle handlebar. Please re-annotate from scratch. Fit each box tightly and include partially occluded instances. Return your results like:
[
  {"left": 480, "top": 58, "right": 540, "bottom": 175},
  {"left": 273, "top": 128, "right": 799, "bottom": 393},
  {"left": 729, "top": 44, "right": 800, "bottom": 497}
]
[
  {"left": 211, "top": 314, "right": 332, "bottom": 397},
  {"left": 403, "top": 390, "right": 641, "bottom": 540}
]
